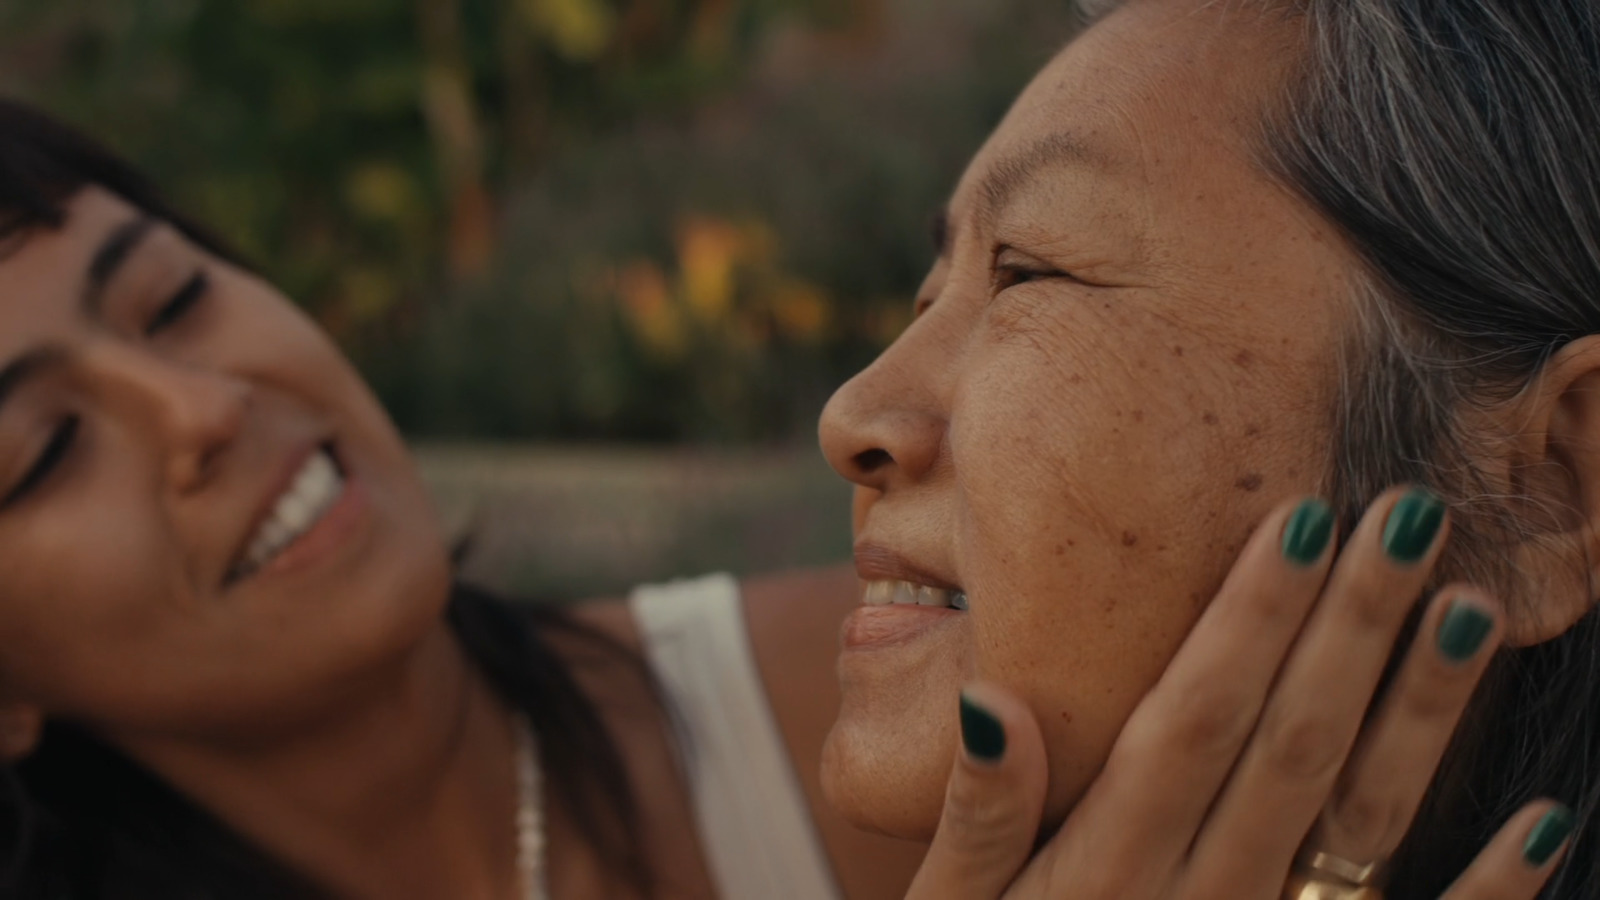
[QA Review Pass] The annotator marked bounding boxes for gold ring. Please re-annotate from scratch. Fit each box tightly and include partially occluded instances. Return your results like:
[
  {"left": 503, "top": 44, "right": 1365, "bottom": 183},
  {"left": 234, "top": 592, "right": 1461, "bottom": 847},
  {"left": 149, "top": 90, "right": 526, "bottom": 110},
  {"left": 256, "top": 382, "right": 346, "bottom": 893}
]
[{"left": 1281, "top": 850, "right": 1387, "bottom": 900}]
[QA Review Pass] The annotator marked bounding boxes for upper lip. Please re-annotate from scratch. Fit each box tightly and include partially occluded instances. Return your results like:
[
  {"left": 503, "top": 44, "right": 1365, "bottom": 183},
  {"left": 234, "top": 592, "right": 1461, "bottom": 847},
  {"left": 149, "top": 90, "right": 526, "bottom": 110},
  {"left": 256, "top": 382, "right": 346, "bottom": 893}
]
[
  {"left": 854, "top": 541, "right": 963, "bottom": 592},
  {"left": 224, "top": 440, "right": 329, "bottom": 581}
]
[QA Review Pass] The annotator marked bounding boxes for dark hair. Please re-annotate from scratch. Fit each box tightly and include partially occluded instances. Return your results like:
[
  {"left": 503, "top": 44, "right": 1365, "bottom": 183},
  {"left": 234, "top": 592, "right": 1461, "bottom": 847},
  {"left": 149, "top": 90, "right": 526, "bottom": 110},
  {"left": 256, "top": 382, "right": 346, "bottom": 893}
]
[
  {"left": 1077, "top": 0, "right": 1600, "bottom": 896},
  {"left": 0, "top": 101, "right": 648, "bottom": 897}
]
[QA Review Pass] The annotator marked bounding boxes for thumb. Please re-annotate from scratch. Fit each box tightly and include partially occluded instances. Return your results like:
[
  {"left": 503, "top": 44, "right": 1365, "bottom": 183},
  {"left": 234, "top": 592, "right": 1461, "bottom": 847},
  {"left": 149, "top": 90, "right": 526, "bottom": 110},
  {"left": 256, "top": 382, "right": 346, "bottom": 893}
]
[{"left": 907, "top": 682, "right": 1048, "bottom": 900}]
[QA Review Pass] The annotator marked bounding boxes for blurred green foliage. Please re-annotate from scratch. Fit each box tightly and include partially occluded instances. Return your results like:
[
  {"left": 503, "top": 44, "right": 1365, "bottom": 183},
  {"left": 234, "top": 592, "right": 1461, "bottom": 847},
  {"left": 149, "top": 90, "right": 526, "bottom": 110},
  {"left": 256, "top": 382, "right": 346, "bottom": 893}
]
[{"left": 0, "top": 0, "right": 1077, "bottom": 442}]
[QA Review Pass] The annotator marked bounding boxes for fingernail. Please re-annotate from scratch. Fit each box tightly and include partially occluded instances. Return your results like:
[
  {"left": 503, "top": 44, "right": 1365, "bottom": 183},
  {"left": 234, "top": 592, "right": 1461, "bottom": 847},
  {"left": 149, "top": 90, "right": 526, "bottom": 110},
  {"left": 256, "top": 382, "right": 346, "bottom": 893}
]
[
  {"left": 1436, "top": 599, "right": 1495, "bottom": 663},
  {"left": 959, "top": 693, "right": 1007, "bottom": 764},
  {"left": 1382, "top": 488, "right": 1446, "bottom": 564},
  {"left": 1523, "top": 805, "right": 1575, "bottom": 867},
  {"left": 1282, "top": 499, "right": 1335, "bottom": 566}
]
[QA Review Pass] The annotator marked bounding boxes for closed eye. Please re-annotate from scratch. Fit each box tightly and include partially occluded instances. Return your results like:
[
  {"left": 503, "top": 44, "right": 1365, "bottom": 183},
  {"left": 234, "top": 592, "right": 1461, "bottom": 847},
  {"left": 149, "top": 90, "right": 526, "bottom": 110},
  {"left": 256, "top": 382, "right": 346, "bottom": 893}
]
[
  {"left": 3, "top": 416, "right": 79, "bottom": 507},
  {"left": 145, "top": 271, "right": 209, "bottom": 336},
  {"left": 992, "top": 247, "right": 1069, "bottom": 293},
  {"left": 993, "top": 263, "right": 1058, "bottom": 292}
]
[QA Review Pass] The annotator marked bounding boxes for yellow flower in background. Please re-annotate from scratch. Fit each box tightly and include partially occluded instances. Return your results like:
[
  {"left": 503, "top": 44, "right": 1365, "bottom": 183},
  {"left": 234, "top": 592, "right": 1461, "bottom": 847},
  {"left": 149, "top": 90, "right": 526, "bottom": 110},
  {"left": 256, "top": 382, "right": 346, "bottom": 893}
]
[
  {"left": 615, "top": 260, "right": 687, "bottom": 360},
  {"left": 345, "top": 161, "right": 421, "bottom": 224},
  {"left": 335, "top": 265, "right": 400, "bottom": 326},
  {"left": 517, "top": 0, "right": 616, "bottom": 62},
  {"left": 771, "top": 280, "right": 831, "bottom": 342},
  {"left": 611, "top": 213, "right": 836, "bottom": 357},
  {"left": 676, "top": 216, "right": 743, "bottom": 323}
]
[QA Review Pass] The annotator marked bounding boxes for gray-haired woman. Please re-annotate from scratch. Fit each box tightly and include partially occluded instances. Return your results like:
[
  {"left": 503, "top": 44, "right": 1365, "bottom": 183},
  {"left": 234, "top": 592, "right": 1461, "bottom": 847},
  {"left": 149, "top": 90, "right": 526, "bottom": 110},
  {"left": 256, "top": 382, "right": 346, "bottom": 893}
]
[{"left": 821, "top": 0, "right": 1600, "bottom": 898}]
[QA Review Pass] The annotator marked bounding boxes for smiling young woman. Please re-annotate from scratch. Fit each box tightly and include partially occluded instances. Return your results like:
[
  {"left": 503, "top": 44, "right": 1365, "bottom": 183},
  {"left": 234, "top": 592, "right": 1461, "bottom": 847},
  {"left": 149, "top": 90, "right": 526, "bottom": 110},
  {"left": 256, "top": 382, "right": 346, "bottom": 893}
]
[{"left": 0, "top": 103, "right": 931, "bottom": 899}]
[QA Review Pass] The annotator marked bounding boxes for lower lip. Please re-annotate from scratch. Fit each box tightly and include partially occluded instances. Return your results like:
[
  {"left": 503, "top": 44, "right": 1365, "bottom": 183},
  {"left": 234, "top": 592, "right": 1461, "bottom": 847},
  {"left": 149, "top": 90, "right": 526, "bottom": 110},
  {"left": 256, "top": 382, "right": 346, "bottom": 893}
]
[
  {"left": 248, "top": 474, "right": 370, "bottom": 583},
  {"left": 841, "top": 605, "right": 964, "bottom": 651}
]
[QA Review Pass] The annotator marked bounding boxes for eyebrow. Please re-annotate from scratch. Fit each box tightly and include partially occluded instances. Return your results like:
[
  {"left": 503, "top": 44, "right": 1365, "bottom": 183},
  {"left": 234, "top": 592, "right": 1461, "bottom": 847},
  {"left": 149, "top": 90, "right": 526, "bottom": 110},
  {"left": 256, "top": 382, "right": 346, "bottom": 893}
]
[
  {"left": 940, "top": 131, "right": 1105, "bottom": 254},
  {"left": 83, "top": 215, "right": 156, "bottom": 316},
  {"left": 0, "top": 216, "right": 156, "bottom": 423}
]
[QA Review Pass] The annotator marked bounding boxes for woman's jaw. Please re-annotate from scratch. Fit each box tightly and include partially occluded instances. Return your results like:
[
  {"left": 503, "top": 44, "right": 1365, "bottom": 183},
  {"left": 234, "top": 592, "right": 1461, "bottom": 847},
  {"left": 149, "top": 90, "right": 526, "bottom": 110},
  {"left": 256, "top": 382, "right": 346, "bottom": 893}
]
[{"left": 819, "top": 0, "right": 1353, "bottom": 841}]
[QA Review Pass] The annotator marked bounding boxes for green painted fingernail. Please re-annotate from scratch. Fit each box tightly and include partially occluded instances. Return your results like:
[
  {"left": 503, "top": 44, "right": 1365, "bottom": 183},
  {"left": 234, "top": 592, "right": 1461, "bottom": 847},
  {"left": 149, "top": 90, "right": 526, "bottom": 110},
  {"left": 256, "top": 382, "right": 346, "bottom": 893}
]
[
  {"left": 1523, "top": 805, "right": 1575, "bottom": 867},
  {"left": 1282, "top": 499, "right": 1335, "bottom": 566},
  {"left": 1436, "top": 599, "right": 1494, "bottom": 663},
  {"left": 959, "top": 693, "right": 1006, "bottom": 763},
  {"left": 1382, "top": 489, "right": 1446, "bottom": 564}
]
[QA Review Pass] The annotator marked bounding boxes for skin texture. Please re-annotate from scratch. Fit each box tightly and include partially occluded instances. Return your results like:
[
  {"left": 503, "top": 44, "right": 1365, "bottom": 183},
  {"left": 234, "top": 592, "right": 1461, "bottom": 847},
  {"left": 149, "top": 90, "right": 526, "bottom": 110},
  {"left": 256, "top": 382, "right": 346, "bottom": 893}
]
[{"left": 818, "top": 0, "right": 1362, "bottom": 839}]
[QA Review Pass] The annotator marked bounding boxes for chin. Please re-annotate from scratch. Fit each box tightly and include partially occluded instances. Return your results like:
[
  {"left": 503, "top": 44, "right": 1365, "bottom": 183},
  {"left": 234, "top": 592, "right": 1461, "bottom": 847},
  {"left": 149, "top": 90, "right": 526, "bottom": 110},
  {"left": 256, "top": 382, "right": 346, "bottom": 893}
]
[{"left": 820, "top": 706, "right": 952, "bottom": 842}]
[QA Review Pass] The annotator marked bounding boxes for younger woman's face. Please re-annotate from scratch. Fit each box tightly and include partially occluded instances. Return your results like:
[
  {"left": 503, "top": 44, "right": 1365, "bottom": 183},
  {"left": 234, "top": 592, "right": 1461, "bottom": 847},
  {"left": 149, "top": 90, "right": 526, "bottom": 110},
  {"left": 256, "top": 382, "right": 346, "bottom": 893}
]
[
  {"left": 819, "top": 0, "right": 1358, "bottom": 838},
  {"left": 0, "top": 188, "right": 449, "bottom": 744}
]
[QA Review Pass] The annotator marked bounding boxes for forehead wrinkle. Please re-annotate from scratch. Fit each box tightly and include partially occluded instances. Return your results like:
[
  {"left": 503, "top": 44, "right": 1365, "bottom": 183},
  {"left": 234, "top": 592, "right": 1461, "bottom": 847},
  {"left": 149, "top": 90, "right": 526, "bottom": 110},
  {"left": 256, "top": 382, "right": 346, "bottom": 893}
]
[{"left": 976, "top": 131, "right": 1107, "bottom": 234}]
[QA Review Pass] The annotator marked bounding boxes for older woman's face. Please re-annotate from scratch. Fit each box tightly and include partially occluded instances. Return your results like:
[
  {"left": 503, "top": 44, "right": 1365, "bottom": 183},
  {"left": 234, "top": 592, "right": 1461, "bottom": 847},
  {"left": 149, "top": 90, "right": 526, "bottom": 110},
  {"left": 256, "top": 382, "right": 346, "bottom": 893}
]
[
  {"left": 820, "top": 0, "right": 1358, "bottom": 838},
  {"left": 0, "top": 188, "right": 449, "bottom": 744}
]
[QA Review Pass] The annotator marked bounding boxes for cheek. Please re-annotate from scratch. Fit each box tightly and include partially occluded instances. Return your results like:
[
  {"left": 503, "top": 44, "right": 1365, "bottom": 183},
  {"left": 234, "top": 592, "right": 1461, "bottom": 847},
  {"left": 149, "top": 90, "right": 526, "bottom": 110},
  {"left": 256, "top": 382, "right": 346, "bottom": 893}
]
[
  {"left": 0, "top": 487, "right": 180, "bottom": 713},
  {"left": 949, "top": 319, "right": 1324, "bottom": 819}
]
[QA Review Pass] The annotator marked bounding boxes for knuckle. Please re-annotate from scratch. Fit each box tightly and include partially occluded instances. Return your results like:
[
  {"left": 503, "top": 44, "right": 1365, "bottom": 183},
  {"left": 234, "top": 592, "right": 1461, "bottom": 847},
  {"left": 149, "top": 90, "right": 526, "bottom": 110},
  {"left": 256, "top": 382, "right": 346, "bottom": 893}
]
[
  {"left": 1327, "top": 790, "right": 1406, "bottom": 851},
  {"left": 1043, "top": 853, "right": 1136, "bottom": 900},
  {"left": 1171, "top": 694, "right": 1259, "bottom": 758},
  {"left": 940, "top": 774, "right": 1027, "bottom": 850},
  {"left": 1340, "top": 572, "right": 1405, "bottom": 631},
  {"left": 1258, "top": 711, "right": 1349, "bottom": 782},
  {"left": 1123, "top": 685, "right": 1258, "bottom": 763}
]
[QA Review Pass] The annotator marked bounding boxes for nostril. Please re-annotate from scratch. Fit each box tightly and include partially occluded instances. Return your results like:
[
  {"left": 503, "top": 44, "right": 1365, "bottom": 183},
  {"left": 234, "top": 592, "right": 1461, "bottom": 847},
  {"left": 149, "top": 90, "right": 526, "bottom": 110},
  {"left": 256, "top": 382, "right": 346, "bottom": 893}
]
[{"left": 853, "top": 448, "right": 893, "bottom": 474}]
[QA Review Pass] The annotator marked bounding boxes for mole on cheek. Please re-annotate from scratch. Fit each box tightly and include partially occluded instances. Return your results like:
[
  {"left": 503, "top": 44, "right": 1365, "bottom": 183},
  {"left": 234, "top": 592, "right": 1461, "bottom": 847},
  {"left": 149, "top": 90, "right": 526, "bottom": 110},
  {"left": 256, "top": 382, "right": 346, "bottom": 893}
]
[
  {"left": 1202, "top": 412, "right": 1219, "bottom": 426},
  {"left": 1234, "top": 473, "right": 1264, "bottom": 492}
]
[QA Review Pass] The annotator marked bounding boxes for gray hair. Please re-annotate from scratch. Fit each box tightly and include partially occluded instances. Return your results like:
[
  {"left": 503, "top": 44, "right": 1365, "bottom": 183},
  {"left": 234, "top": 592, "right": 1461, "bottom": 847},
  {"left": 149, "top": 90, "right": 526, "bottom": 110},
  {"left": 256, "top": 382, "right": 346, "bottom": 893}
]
[{"left": 1075, "top": 1, "right": 1600, "bottom": 895}]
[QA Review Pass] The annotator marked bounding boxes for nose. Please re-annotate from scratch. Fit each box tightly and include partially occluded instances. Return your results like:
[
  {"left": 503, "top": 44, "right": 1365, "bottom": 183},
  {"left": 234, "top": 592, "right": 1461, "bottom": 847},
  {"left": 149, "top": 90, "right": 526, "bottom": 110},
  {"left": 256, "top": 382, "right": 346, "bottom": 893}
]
[
  {"left": 86, "top": 343, "right": 250, "bottom": 492},
  {"left": 818, "top": 322, "right": 948, "bottom": 493}
]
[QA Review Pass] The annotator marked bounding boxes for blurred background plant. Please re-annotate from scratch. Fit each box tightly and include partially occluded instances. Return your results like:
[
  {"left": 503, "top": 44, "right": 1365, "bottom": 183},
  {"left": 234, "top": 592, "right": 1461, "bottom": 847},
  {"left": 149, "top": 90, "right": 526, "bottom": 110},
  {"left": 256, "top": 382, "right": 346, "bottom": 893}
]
[{"left": 0, "top": 0, "right": 1078, "bottom": 594}]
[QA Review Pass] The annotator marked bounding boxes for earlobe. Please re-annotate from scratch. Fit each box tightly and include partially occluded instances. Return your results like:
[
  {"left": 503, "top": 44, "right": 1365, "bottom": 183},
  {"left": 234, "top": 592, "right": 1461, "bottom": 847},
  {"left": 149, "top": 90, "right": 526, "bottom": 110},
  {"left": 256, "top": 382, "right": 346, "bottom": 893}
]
[
  {"left": 1503, "top": 336, "right": 1600, "bottom": 646},
  {"left": 0, "top": 704, "right": 42, "bottom": 762}
]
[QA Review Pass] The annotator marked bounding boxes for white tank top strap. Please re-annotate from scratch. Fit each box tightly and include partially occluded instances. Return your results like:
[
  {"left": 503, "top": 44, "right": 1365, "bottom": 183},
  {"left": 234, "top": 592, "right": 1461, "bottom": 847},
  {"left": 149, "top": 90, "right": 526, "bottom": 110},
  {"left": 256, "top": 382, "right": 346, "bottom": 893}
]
[{"left": 629, "top": 574, "right": 843, "bottom": 900}]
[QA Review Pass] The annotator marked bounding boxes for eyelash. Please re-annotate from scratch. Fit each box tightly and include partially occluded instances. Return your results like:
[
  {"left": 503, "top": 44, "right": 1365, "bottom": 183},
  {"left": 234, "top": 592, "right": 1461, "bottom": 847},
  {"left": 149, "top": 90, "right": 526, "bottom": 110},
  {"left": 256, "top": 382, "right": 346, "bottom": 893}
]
[
  {"left": 3, "top": 416, "right": 79, "bottom": 508},
  {"left": 992, "top": 260, "right": 1063, "bottom": 293},
  {"left": 145, "top": 271, "right": 209, "bottom": 336}
]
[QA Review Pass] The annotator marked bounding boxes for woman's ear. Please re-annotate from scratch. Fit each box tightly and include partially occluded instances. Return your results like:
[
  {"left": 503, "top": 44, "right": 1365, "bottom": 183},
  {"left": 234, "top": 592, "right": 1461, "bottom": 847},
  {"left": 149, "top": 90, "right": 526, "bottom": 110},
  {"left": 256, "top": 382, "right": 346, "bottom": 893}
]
[
  {"left": 1502, "top": 336, "right": 1600, "bottom": 646},
  {"left": 0, "top": 703, "right": 42, "bottom": 761}
]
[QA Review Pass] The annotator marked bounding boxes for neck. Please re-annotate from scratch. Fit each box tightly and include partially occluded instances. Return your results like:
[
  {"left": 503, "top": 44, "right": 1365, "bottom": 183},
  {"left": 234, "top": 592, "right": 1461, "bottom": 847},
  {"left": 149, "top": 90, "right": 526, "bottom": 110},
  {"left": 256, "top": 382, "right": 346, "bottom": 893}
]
[{"left": 111, "top": 621, "right": 523, "bottom": 900}]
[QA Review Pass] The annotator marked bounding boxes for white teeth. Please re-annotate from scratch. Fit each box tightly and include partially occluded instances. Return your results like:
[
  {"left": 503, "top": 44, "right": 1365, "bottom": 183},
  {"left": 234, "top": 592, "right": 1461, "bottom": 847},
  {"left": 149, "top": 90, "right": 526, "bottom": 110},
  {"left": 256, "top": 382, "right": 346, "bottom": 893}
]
[
  {"left": 864, "top": 582, "right": 893, "bottom": 606},
  {"left": 861, "top": 580, "right": 968, "bottom": 610},
  {"left": 236, "top": 451, "right": 345, "bottom": 577},
  {"left": 891, "top": 582, "right": 918, "bottom": 606}
]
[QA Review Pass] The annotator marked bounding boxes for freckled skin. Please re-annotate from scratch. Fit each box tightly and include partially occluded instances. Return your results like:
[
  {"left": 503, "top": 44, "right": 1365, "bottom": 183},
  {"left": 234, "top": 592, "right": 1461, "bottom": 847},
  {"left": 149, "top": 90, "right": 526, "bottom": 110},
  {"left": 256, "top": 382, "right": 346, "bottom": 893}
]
[{"left": 819, "top": 0, "right": 1358, "bottom": 840}]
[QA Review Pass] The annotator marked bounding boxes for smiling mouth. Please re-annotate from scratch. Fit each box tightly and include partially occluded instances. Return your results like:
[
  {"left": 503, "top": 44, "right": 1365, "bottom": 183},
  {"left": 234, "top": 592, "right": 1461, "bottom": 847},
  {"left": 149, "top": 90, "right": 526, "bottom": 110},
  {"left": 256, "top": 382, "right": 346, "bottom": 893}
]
[
  {"left": 862, "top": 580, "right": 969, "bottom": 611},
  {"left": 227, "top": 447, "right": 347, "bottom": 582}
]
